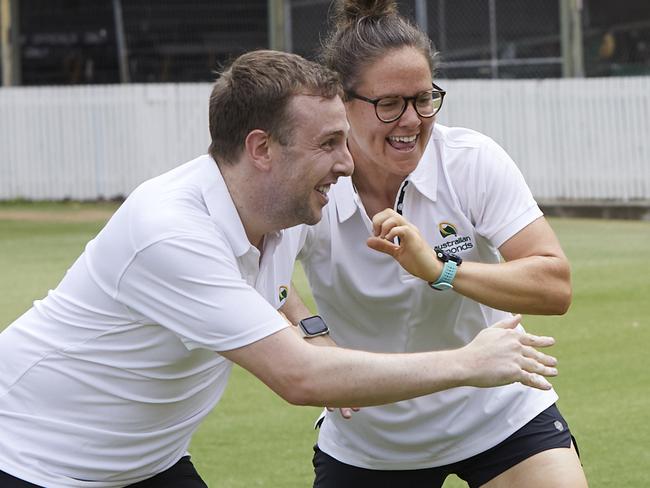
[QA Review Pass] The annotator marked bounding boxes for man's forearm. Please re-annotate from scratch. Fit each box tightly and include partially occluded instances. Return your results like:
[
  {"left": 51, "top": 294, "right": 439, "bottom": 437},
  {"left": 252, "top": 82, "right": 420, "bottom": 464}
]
[{"left": 221, "top": 317, "right": 557, "bottom": 408}]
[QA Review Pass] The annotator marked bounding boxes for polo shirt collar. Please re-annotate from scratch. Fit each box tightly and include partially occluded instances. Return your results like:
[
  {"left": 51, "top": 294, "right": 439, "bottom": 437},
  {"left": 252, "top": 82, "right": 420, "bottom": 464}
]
[
  {"left": 407, "top": 133, "right": 439, "bottom": 204},
  {"left": 334, "top": 132, "right": 440, "bottom": 223},
  {"left": 199, "top": 155, "right": 280, "bottom": 258},
  {"left": 333, "top": 176, "right": 359, "bottom": 223}
]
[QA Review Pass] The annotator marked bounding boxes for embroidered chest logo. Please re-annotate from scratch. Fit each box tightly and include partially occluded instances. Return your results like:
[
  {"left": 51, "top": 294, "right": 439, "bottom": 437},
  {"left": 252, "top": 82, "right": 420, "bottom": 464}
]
[
  {"left": 278, "top": 285, "right": 289, "bottom": 303},
  {"left": 438, "top": 222, "right": 458, "bottom": 238},
  {"left": 436, "top": 221, "right": 475, "bottom": 254}
]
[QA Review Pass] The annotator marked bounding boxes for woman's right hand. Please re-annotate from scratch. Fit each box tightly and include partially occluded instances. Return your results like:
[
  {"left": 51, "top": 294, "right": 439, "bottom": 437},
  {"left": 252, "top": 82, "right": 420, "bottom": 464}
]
[{"left": 367, "top": 208, "right": 443, "bottom": 282}]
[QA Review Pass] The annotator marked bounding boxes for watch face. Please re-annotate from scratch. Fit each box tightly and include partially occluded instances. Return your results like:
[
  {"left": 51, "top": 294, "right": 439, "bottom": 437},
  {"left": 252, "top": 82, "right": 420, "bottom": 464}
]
[{"left": 300, "top": 316, "right": 328, "bottom": 335}]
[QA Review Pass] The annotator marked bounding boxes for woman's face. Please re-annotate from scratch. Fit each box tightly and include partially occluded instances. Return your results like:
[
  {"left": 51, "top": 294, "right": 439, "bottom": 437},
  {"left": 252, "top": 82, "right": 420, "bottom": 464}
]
[{"left": 345, "top": 46, "right": 434, "bottom": 179}]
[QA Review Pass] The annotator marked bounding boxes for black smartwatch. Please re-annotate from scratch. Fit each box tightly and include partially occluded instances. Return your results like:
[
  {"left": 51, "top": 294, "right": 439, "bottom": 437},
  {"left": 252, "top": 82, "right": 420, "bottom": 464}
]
[
  {"left": 429, "top": 248, "right": 463, "bottom": 291},
  {"left": 298, "top": 315, "right": 330, "bottom": 338}
]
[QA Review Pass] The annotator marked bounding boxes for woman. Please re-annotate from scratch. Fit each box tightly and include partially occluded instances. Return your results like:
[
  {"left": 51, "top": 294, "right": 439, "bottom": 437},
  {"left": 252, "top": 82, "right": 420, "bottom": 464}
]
[{"left": 285, "top": 1, "right": 588, "bottom": 487}]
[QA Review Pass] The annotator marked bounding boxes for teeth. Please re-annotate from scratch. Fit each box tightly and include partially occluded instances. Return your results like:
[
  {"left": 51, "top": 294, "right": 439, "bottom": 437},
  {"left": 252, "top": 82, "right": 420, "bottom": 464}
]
[
  {"left": 317, "top": 185, "right": 330, "bottom": 194},
  {"left": 389, "top": 135, "right": 417, "bottom": 143}
]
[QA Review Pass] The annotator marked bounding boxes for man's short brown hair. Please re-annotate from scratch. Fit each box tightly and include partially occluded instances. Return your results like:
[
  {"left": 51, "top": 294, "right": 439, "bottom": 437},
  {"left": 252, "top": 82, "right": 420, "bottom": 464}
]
[{"left": 208, "top": 50, "right": 342, "bottom": 165}]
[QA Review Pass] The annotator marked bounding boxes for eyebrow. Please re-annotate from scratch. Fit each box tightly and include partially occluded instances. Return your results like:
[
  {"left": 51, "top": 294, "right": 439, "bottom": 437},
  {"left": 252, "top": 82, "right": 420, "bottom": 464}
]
[
  {"left": 372, "top": 87, "right": 434, "bottom": 99},
  {"left": 318, "top": 129, "right": 347, "bottom": 140}
]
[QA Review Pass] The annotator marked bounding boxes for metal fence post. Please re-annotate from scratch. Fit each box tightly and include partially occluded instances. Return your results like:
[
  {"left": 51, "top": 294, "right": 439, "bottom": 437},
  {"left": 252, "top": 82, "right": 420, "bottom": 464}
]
[
  {"left": 415, "top": 0, "right": 428, "bottom": 35},
  {"left": 560, "top": 0, "right": 584, "bottom": 77},
  {"left": 489, "top": 0, "right": 499, "bottom": 79},
  {"left": 1, "top": 0, "right": 20, "bottom": 86},
  {"left": 268, "top": 0, "right": 292, "bottom": 52},
  {"left": 112, "top": 0, "right": 130, "bottom": 83}
]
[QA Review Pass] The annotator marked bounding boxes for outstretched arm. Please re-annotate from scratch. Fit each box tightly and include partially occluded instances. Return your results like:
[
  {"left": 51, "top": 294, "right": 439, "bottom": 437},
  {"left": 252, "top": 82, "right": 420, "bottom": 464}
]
[
  {"left": 368, "top": 209, "right": 571, "bottom": 315},
  {"left": 220, "top": 314, "right": 557, "bottom": 408},
  {"left": 280, "top": 281, "right": 359, "bottom": 417}
]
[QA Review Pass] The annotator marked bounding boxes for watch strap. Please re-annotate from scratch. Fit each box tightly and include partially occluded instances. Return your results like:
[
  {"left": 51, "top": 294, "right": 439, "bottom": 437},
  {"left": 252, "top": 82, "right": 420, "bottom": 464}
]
[{"left": 429, "top": 260, "right": 458, "bottom": 291}]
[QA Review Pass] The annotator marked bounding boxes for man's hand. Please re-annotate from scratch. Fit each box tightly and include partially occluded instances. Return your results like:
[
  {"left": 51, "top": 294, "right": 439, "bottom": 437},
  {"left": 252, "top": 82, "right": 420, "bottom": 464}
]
[
  {"left": 326, "top": 407, "right": 360, "bottom": 419},
  {"left": 367, "top": 209, "right": 442, "bottom": 282},
  {"left": 461, "top": 315, "right": 557, "bottom": 390}
]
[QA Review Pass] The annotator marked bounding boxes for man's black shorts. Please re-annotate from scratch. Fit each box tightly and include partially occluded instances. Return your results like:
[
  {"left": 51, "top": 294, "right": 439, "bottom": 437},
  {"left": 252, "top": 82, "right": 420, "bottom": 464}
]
[
  {"left": 313, "top": 403, "right": 579, "bottom": 488},
  {"left": 0, "top": 455, "right": 207, "bottom": 488}
]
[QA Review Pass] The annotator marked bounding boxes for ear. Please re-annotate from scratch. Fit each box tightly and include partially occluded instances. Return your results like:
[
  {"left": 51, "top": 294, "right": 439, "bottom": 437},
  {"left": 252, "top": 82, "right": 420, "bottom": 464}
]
[{"left": 244, "top": 129, "right": 273, "bottom": 172}]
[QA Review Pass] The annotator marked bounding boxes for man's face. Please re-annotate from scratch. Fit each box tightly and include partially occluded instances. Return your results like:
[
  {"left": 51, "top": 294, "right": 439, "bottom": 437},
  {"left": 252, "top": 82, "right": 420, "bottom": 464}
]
[{"left": 269, "top": 95, "right": 353, "bottom": 227}]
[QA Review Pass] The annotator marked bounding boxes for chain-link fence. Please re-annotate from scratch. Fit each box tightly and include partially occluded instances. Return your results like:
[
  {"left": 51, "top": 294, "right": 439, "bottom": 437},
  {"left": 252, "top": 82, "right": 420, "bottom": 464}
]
[
  {"left": 583, "top": 0, "right": 650, "bottom": 76},
  {"left": 15, "top": 0, "right": 268, "bottom": 85},
  {"left": 20, "top": 0, "right": 117, "bottom": 85},
  {"left": 429, "top": 0, "right": 563, "bottom": 79},
  {"left": 2, "top": 0, "right": 650, "bottom": 85},
  {"left": 121, "top": 0, "right": 268, "bottom": 83},
  {"left": 290, "top": 0, "right": 563, "bottom": 78}
]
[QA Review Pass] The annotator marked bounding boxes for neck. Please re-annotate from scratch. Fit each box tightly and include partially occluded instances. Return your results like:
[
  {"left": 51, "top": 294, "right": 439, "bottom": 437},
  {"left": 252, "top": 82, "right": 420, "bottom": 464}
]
[
  {"left": 350, "top": 151, "right": 406, "bottom": 214},
  {"left": 219, "top": 163, "right": 270, "bottom": 250}
]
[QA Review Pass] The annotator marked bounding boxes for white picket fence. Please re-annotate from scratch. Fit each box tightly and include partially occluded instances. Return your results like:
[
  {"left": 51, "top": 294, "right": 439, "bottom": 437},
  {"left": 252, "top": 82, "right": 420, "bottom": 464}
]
[
  {"left": 438, "top": 77, "right": 650, "bottom": 201},
  {"left": 1, "top": 77, "right": 649, "bottom": 201},
  {"left": 0, "top": 83, "right": 210, "bottom": 199}
]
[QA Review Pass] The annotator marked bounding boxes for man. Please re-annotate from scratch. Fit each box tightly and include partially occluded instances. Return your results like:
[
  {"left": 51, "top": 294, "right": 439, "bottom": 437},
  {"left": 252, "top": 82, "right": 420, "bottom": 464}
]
[{"left": 0, "top": 50, "right": 558, "bottom": 488}]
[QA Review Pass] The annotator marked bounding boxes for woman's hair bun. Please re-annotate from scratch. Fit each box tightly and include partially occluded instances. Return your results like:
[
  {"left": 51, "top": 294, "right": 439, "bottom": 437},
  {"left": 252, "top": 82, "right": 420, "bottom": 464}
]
[{"left": 332, "top": 0, "right": 398, "bottom": 28}]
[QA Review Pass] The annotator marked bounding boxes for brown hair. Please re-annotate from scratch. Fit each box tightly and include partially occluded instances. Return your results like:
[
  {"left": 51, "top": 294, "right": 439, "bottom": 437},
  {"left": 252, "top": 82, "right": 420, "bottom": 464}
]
[
  {"left": 321, "top": 0, "right": 437, "bottom": 94},
  {"left": 208, "top": 50, "right": 342, "bottom": 165}
]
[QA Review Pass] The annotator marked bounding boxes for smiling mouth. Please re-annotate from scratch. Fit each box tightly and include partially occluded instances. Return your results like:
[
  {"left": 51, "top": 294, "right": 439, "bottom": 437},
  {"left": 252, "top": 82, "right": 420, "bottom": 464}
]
[
  {"left": 316, "top": 185, "right": 330, "bottom": 196},
  {"left": 387, "top": 134, "right": 418, "bottom": 150}
]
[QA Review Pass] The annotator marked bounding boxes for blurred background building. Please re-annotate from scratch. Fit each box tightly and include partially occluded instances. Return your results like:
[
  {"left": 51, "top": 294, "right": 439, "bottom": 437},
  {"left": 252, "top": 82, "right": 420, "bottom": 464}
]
[{"left": 1, "top": 0, "right": 650, "bottom": 86}]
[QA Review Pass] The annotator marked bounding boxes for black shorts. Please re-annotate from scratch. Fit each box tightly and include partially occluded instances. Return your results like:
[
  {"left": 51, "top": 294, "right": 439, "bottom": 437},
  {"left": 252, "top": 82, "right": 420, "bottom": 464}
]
[
  {"left": 0, "top": 456, "right": 207, "bottom": 488},
  {"left": 313, "top": 404, "right": 579, "bottom": 488}
]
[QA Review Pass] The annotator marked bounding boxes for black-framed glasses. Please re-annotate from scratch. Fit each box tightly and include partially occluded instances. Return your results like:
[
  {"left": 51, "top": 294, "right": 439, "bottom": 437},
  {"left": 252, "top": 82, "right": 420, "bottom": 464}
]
[{"left": 346, "top": 83, "right": 446, "bottom": 123}]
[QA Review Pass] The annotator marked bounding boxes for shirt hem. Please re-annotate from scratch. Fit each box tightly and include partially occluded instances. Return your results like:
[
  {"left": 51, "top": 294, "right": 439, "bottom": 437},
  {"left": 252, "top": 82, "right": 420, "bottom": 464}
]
[{"left": 317, "top": 392, "right": 558, "bottom": 470}]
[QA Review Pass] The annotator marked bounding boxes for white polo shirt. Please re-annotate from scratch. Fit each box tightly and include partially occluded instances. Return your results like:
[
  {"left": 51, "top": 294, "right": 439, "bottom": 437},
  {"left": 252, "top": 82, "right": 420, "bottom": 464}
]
[
  {"left": 298, "top": 124, "right": 558, "bottom": 469},
  {"left": 0, "top": 155, "right": 301, "bottom": 487}
]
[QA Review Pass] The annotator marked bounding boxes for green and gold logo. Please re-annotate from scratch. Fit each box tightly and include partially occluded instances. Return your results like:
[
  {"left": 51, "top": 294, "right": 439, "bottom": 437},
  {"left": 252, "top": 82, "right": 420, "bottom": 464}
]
[
  {"left": 438, "top": 222, "right": 458, "bottom": 238},
  {"left": 278, "top": 285, "right": 288, "bottom": 302}
]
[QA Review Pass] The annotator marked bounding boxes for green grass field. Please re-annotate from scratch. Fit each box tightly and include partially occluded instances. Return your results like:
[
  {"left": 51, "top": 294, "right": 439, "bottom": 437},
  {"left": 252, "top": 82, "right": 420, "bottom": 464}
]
[{"left": 1, "top": 202, "right": 648, "bottom": 488}]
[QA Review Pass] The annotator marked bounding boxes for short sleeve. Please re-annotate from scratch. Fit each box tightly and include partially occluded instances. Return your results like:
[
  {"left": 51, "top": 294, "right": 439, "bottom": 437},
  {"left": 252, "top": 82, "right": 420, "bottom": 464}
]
[
  {"left": 116, "top": 233, "right": 288, "bottom": 351},
  {"left": 468, "top": 138, "right": 542, "bottom": 248}
]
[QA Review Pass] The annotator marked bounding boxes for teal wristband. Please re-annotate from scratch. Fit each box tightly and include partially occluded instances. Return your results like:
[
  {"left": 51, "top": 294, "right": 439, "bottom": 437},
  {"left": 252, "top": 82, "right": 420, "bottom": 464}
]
[{"left": 429, "top": 260, "right": 458, "bottom": 291}]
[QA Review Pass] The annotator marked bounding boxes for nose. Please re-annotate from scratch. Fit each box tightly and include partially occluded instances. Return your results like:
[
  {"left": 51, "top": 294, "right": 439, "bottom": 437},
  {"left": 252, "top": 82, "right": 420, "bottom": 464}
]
[
  {"left": 334, "top": 144, "right": 354, "bottom": 177},
  {"left": 398, "top": 100, "right": 421, "bottom": 128}
]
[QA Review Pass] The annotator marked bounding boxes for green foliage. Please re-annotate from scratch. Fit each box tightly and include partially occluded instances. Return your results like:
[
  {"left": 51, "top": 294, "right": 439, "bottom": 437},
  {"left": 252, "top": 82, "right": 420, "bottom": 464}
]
[{"left": 1, "top": 205, "right": 648, "bottom": 487}]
